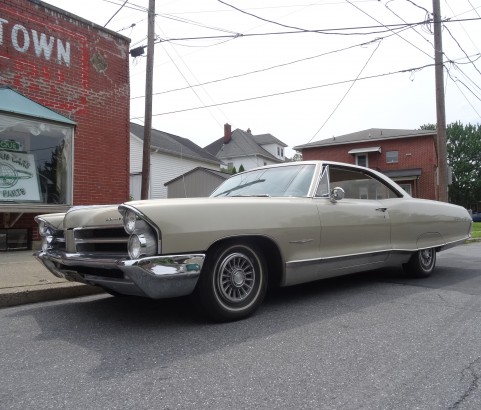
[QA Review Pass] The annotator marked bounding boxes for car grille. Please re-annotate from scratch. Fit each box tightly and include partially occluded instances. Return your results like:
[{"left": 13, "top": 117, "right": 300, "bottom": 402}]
[{"left": 72, "top": 226, "right": 129, "bottom": 256}]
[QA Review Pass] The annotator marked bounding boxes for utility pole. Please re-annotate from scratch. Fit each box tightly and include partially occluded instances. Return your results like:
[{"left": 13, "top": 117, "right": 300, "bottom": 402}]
[
  {"left": 433, "top": 0, "right": 448, "bottom": 202},
  {"left": 141, "top": 0, "right": 155, "bottom": 199}
]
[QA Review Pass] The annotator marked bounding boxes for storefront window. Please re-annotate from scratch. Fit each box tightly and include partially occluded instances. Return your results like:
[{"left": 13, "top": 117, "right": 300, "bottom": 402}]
[{"left": 0, "top": 113, "right": 73, "bottom": 205}]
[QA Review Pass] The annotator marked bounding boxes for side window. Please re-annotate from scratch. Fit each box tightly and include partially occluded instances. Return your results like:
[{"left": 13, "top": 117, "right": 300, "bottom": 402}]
[
  {"left": 386, "top": 151, "right": 399, "bottom": 163},
  {"left": 329, "top": 166, "right": 399, "bottom": 200},
  {"left": 356, "top": 154, "right": 367, "bottom": 167}
]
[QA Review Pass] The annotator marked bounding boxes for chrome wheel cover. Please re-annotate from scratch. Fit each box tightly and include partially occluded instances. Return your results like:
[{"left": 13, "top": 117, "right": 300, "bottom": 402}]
[
  {"left": 217, "top": 252, "right": 256, "bottom": 303},
  {"left": 419, "top": 248, "right": 435, "bottom": 270}
]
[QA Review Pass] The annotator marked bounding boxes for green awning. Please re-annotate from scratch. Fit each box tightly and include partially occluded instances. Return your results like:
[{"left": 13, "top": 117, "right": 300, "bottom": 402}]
[{"left": 0, "top": 86, "right": 76, "bottom": 125}]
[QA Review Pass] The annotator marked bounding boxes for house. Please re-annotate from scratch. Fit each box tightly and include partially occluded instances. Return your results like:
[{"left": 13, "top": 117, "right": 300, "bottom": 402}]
[
  {"left": 204, "top": 124, "right": 287, "bottom": 171},
  {"left": 294, "top": 128, "right": 438, "bottom": 200},
  {"left": 164, "top": 167, "right": 230, "bottom": 198},
  {"left": 130, "top": 123, "right": 223, "bottom": 199}
]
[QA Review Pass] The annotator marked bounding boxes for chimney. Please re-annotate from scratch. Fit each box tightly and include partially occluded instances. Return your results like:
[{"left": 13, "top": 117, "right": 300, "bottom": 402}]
[
  {"left": 224, "top": 123, "right": 232, "bottom": 144},
  {"left": 246, "top": 128, "right": 251, "bottom": 134}
]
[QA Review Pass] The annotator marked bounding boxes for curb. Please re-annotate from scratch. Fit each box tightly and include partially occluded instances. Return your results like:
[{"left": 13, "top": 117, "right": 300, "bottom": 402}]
[{"left": 0, "top": 283, "right": 105, "bottom": 308}]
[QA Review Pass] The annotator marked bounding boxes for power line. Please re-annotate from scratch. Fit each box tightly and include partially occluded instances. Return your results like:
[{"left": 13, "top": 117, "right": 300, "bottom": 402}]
[
  {"left": 156, "top": 22, "right": 228, "bottom": 128},
  {"left": 443, "top": 24, "right": 481, "bottom": 78},
  {"left": 131, "top": 34, "right": 400, "bottom": 100},
  {"left": 104, "top": 0, "right": 129, "bottom": 27},
  {"left": 308, "top": 40, "right": 382, "bottom": 143},
  {"left": 130, "top": 62, "right": 439, "bottom": 120},
  {"left": 347, "top": 0, "right": 432, "bottom": 59}
]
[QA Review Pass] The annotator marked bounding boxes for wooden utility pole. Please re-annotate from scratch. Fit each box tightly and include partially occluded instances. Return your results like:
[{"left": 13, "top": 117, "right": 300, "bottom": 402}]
[
  {"left": 141, "top": 0, "right": 155, "bottom": 199},
  {"left": 433, "top": 0, "right": 448, "bottom": 202}
]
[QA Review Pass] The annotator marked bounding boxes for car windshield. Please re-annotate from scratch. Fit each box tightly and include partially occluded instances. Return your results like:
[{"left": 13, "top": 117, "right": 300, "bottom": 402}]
[{"left": 211, "top": 164, "right": 316, "bottom": 197}]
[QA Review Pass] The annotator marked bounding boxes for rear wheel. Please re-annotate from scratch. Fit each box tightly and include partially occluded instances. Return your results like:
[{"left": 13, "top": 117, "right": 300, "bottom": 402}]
[
  {"left": 403, "top": 248, "right": 436, "bottom": 278},
  {"left": 195, "top": 242, "right": 267, "bottom": 321}
]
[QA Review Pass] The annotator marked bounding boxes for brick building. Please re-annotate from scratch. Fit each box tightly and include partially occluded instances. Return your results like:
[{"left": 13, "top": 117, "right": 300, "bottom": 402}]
[
  {"left": 295, "top": 128, "right": 439, "bottom": 200},
  {"left": 0, "top": 0, "right": 130, "bottom": 250}
]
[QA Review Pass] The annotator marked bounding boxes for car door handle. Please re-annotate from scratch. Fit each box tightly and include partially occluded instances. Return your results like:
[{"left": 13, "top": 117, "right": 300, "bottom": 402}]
[{"left": 375, "top": 207, "right": 387, "bottom": 212}]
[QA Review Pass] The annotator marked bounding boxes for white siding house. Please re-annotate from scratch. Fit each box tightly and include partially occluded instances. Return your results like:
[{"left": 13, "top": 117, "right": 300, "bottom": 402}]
[
  {"left": 130, "top": 123, "right": 223, "bottom": 200},
  {"left": 204, "top": 124, "right": 287, "bottom": 171}
]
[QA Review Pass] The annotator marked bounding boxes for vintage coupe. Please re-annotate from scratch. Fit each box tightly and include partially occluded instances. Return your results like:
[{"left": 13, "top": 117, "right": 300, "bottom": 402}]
[{"left": 35, "top": 161, "right": 472, "bottom": 321}]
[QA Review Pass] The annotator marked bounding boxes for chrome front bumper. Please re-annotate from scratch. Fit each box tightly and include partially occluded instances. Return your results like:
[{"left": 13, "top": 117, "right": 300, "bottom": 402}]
[{"left": 35, "top": 251, "right": 205, "bottom": 299}]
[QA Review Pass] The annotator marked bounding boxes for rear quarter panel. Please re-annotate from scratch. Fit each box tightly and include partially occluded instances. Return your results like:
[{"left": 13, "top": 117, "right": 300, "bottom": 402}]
[{"left": 386, "top": 198, "right": 471, "bottom": 250}]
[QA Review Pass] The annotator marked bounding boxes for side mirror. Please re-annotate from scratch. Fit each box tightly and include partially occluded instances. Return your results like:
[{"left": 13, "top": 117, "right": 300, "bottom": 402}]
[{"left": 330, "top": 187, "right": 345, "bottom": 203}]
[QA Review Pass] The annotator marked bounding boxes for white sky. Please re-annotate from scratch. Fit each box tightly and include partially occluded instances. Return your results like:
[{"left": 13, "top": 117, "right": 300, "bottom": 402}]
[{"left": 43, "top": 0, "right": 481, "bottom": 157}]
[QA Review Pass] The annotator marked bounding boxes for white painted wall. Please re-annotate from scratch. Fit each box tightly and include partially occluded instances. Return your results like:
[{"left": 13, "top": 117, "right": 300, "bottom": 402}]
[
  {"left": 222, "top": 155, "right": 280, "bottom": 171},
  {"left": 130, "top": 133, "right": 220, "bottom": 199}
]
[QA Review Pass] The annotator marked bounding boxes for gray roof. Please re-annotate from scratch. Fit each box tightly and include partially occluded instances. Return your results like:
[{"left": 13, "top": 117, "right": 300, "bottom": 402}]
[
  {"left": 130, "top": 122, "right": 223, "bottom": 165},
  {"left": 164, "top": 167, "right": 230, "bottom": 186},
  {"left": 204, "top": 128, "right": 284, "bottom": 162},
  {"left": 252, "top": 133, "right": 287, "bottom": 147},
  {"left": 0, "top": 86, "right": 76, "bottom": 125},
  {"left": 294, "top": 128, "right": 436, "bottom": 150}
]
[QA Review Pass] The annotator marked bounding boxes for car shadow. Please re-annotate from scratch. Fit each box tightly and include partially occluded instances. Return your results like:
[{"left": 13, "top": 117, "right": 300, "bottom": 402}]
[{"left": 6, "top": 247, "right": 481, "bottom": 381}]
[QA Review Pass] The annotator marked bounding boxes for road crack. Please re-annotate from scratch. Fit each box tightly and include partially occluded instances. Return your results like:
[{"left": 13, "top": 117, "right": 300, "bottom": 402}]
[{"left": 449, "top": 357, "right": 481, "bottom": 409}]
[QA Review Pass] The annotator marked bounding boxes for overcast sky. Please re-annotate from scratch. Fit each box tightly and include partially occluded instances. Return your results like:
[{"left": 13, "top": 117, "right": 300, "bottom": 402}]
[{"left": 43, "top": 0, "right": 481, "bottom": 157}]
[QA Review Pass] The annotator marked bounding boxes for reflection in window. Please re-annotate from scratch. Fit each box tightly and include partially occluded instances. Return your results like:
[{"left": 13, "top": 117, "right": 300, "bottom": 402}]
[
  {"left": 0, "top": 113, "right": 73, "bottom": 205},
  {"left": 329, "top": 166, "right": 400, "bottom": 200},
  {"left": 356, "top": 154, "right": 367, "bottom": 167},
  {"left": 386, "top": 151, "right": 399, "bottom": 163},
  {"left": 211, "top": 164, "right": 315, "bottom": 197}
]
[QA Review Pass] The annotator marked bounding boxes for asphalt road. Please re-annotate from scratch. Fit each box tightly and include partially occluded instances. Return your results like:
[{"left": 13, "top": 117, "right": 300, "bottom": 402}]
[{"left": 1, "top": 243, "right": 481, "bottom": 409}]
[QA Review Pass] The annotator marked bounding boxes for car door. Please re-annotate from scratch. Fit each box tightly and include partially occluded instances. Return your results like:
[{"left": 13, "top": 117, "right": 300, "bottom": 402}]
[{"left": 314, "top": 165, "right": 393, "bottom": 277}]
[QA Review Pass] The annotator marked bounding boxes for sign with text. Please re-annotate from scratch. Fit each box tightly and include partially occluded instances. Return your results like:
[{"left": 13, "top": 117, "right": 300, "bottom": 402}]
[{"left": 0, "top": 149, "right": 41, "bottom": 201}]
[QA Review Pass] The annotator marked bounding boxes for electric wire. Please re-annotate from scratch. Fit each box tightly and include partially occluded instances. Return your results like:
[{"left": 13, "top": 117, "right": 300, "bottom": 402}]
[
  {"left": 104, "top": 0, "right": 129, "bottom": 27},
  {"left": 308, "top": 40, "right": 382, "bottom": 142},
  {"left": 346, "top": 0, "right": 433, "bottom": 59},
  {"left": 131, "top": 30, "right": 408, "bottom": 101},
  {"left": 130, "top": 62, "right": 439, "bottom": 120},
  {"left": 155, "top": 21, "right": 228, "bottom": 128}
]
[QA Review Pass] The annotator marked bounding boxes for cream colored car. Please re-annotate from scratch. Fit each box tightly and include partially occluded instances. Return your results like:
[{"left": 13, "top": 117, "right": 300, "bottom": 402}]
[{"left": 35, "top": 161, "right": 472, "bottom": 321}]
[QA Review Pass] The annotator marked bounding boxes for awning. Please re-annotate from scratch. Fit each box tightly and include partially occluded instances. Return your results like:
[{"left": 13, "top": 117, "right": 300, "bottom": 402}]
[
  {"left": 348, "top": 146, "right": 381, "bottom": 154},
  {"left": 0, "top": 86, "right": 76, "bottom": 125}
]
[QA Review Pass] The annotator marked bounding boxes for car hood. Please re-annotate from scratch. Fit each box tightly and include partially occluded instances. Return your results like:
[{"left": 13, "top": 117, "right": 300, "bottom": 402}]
[{"left": 63, "top": 204, "right": 122, "bottom": 229}]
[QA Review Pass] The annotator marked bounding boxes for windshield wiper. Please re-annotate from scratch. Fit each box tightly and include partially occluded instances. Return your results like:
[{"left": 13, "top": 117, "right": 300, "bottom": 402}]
[
  {"left": 214, "top": 179, "right": 266, "bottom": 197},
  {"left": 231, "top": 194, "right": 270, "bottom": 197}
]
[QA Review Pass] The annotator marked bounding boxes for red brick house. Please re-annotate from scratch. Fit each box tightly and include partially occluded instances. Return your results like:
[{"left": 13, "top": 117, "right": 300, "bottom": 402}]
[
  {"left": 294, "top": 128, "right": 439, "bottom": 200},
  {"left": 0, "top": 0, "right": 130, "bottom": 250}
]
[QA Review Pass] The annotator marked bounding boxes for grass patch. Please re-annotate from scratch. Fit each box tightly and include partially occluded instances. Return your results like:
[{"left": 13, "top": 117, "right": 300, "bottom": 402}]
[{"left": 471, "top": 222, "right": 481, "bottom": 239}]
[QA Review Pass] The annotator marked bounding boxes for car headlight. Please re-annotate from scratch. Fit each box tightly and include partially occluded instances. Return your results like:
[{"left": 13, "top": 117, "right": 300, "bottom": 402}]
[
  {"left": 37, "top": 218, "right": 53, "bottom": 236},
  {"left": 123, "top": 209, "right": 138, "bottom": 234},
  {"left": 119, "top": 205, "right": 160, "bottom": 259}
]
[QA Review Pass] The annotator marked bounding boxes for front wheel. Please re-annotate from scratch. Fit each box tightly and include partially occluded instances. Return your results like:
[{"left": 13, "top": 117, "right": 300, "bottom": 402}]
[
  {"left": 194, "top": 242, "right": 267, "bottom": 322},
  {"left": 403, "top": 248, "right": 436, "bottom": 278}
]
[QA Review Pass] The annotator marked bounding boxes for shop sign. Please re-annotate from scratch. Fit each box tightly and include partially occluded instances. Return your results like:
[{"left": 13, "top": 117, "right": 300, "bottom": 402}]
[
  {"left": 0, "top": 149, "right": 40, "bottom": 201},
  {"left": 0, "top": 16, "right": 70, "bottom": 66},
  {"left": 0, "top": 139, "right": 23, "bottom": 151}
]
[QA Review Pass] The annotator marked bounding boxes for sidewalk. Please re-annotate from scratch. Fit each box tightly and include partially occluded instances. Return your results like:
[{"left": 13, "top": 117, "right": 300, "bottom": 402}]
[{"left": 0, "top": 250, "right": 103, "bottom": 308}]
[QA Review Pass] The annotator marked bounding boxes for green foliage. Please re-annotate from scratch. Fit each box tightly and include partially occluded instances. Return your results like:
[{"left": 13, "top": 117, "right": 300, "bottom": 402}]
[
  {"left": 231, "top": 166, "right": 237, "bottom": 174},
  {"left": 238, "top": 164, "right": 245, "bottom": 172},
  {"left": 446, "top": 122, "right": 481, "bottom": 209},
  {"left": 420, "top": 122, "right": 481, "bottom": 209},
  {"left": 290, "top": 151, "right": 303, "bottom": 162},
  {"left": 471, "top": 222, "right": 481, "bottom": 239}
]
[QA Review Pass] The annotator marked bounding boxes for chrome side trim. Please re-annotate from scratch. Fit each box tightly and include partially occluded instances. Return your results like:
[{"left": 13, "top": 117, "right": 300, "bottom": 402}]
[{"left": 284, "top": 250, "right": 394, "bottom": 286}]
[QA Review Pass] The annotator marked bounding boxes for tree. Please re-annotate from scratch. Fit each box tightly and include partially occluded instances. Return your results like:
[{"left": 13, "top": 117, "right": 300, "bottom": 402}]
[
  {"left": 289, "top": 151, "right": 302, "bottom": 162},
  {"left": 421, "top": 122, "right": 481, "bottom": 209},
  {"left": 238, "top": 164, "right": 245, "bottom": 172},
  {"left": 446, "top": 122, "right": 481, "bottom": 209}
]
